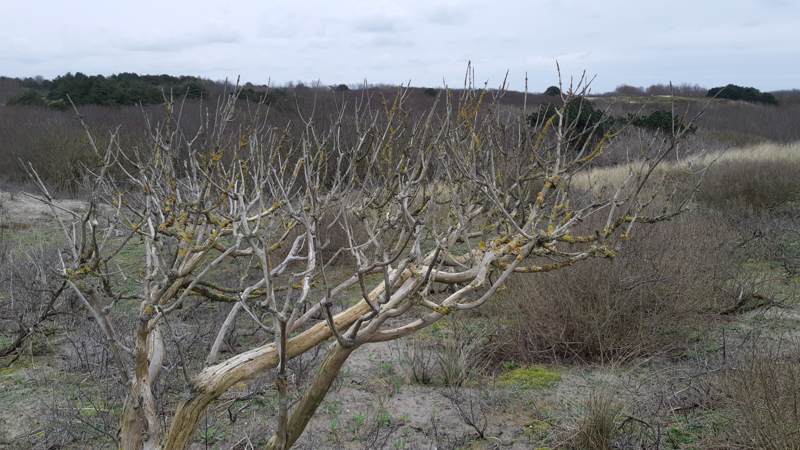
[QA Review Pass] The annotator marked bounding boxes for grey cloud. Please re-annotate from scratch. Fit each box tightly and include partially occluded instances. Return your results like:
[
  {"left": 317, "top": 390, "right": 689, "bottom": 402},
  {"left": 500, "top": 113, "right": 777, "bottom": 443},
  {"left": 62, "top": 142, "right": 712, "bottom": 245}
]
[
  {"left": 367, "top": 35, "right": 415, "bottom": 48},
  {"left": 427, "top": 5, "right": 468, "bottom": 25},
  {"left": 353, "top": 16, "right": 403, "bottom": 33},
  {"left": 119, "top": 29, "right": 240, "bottom": 53}
]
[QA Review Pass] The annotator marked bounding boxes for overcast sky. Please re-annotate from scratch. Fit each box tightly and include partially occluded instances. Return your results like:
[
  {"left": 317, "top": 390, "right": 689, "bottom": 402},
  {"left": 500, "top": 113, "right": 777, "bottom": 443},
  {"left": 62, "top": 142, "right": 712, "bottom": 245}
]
[{"left": 2, "top": 0, "right": 797, "bottom": 91}]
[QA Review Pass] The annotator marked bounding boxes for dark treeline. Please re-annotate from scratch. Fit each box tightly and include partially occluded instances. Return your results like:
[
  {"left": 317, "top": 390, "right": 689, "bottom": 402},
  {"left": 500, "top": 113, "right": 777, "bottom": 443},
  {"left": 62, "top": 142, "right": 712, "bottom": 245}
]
[
  {"left": 7, "top": 73, "right": 209, "bottom": 108},
  {"left": 707, "top": 84, "right": 778, "bottom": 105},
  {"left": 607, "top": 82, "right": 780, "bottom": 106}
]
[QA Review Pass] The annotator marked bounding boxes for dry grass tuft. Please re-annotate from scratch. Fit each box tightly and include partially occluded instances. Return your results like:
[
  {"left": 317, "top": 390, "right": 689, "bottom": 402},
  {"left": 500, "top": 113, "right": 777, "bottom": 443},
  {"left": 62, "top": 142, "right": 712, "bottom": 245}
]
[{"left": 573, "top": 390, "right": 622, "bottom": 450}]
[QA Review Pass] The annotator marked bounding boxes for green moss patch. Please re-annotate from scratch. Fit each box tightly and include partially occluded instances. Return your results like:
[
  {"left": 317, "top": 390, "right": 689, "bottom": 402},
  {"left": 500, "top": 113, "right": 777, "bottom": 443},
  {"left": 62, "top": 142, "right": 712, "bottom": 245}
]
[{"left": 499, "top": 365, "right": 561, "bottom": 390}]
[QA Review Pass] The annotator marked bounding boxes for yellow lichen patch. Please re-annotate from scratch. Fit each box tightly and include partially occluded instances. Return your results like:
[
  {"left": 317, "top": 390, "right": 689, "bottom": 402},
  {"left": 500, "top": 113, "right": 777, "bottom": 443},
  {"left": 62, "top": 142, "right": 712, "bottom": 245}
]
[
  {"left": 498, "top": 365, "right": 561, "bottom": 390},
  {"left": 66, "top": 265, "right": 92, "bottom": 280},
  {"left": 595, "top": 246, "right": 617, "bottom": 258},
  {"left": 433, "top": 305, "right": 452, "bottom": 315},
  {"left": 178, "top": 229, "right": 194, "bottom": 243}
]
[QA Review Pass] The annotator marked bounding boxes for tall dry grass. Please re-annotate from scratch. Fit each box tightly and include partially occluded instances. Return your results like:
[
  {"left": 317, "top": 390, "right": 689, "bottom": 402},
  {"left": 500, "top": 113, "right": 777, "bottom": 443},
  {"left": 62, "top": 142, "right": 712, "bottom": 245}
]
[{"left": 574, "top": 141, "right": 800, "bottom": 212}]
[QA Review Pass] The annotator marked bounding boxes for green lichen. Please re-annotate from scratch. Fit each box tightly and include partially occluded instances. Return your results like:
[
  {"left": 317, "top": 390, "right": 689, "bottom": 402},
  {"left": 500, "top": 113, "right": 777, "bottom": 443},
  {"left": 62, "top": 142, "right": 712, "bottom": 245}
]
[
  {"left": 665, "top": 410, "right": 729, "bottom": 449},
  {"left": 499, "top": 365, "right": 561, "bottom": 390},
  {"left": 524, "top": 419, "right": 553, "bottom": 442}
]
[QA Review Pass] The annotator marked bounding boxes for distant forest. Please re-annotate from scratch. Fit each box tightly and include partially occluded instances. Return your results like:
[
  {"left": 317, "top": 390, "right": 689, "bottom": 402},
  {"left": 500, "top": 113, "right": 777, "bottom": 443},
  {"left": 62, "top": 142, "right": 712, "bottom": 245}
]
[
  {"left": 6, "top": 73, "right": 209, "bottom": 108},
  {"left": 0, "top": 72, "right": 788, "bottom": 109}
]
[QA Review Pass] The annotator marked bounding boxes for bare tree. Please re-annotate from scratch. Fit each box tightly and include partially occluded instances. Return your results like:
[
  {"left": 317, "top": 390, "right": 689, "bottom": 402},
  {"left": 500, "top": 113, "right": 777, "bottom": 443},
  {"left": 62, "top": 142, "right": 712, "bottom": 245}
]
[{"left": 26, "top": 70, "right": 700, "bottom": 449}]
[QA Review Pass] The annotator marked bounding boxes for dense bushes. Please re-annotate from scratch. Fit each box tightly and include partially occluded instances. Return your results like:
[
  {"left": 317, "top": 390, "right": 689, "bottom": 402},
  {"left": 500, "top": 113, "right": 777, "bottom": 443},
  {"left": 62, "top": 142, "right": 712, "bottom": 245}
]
[
  {"left": 627, "top": 110, "right": 696, "bottom": 135},
  {"left": 482, "top": 213, "right": 737, "bottom": 364},
  {"left": 528, "top": 97, "right": 614, "bottom": 152},
  {"left": 544, "top": 86, "right": 561, "bottom": 96},
  {"left": 6, "top": 90, "right": 48, "bottom": 107},
  {"left": 529, "top": 97, "right": 698, "bottom": 153},
  {"left": 707, "top": 84, "right": 778, "bottom": 105}
]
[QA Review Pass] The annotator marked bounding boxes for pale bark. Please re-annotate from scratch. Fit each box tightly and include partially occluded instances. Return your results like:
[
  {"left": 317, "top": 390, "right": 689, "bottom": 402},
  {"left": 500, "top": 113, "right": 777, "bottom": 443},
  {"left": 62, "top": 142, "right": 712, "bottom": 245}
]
[
  {"left": 265, "top": 342, "right": 356, "bottom": 450},
  {"left": 206, "top": 302, "right": 243, "bottom": 365},
  {"left": 163, "top": 274, "right": 403, "bottom": 449},
  {"left": 119, "top": 325, "right": 164, "bottom": 449}
]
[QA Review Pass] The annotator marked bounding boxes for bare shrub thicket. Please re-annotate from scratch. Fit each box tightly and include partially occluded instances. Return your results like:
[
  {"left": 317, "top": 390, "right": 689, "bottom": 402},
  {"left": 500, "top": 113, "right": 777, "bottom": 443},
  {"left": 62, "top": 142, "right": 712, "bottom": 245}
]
[
  {"left": 0, "top": 105, "right": 143, "bottom": 190},
  {"left": 483, "top": 213, "right": 738, "bottom": 364},
  {"left": 605, "top": 83, "right": 707, "bottom": 97},
  {"left": 596, "top": 96, "right": 800, "bottom": 148},
  {"left": 33, "top": 322, "right": 127, "bottom": 448},
  {"left": 442, "top": 387, "right": 489, "bottom": 440},
  {"left": 423, "top": 413, "right": 470, "bottom": 450},
  {"left": 0, "top": 238, "right": 68, "bottom": 364},
  {"left": 696, "top": 154, "right": 800, "bottom": 213},
  {"left": 681, "top": 145, "right": 800, "bottom": 284},
  {"left": 0, "top": 76, "right": 24, "bottom": 102},
  {"left": 645, "top": 83, "right": 707, "bottom": 97},
  {"left": 715, "top": 340, "right": 800, "bottom": 449}
]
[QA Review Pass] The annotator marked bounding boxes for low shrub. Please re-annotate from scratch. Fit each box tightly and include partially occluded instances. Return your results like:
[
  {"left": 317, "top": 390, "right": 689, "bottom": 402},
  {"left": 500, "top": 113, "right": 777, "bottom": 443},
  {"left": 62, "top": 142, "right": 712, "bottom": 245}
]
[
  {"left": 715, "top": 341, "right": 800, "bottom": 449},
  {"left": 394, "top": 318, "right": 486, "bottom": 386},
  {"left": 528, "top": 96, "right": 615, "bottom": 153},
  {"left": 436, "top": 320, "right": 487, "bottom": 387},
  {"left": 483, "top": 213, "right": 738, "bottom": 364},
  {"left": 696, "top": 156, "right": 800, "bottom": 213},
  {"left": 544, "top": 86, "right": 561, "bottom": 96},
  {"left": 394, "top": 334, "right": 436, "bottom": 385},
  {"left": 627, "top": 110, "right": 696, "bottom": 135},
  {"left": 6, "top": 90, "right": 47, "bottom": 107}
]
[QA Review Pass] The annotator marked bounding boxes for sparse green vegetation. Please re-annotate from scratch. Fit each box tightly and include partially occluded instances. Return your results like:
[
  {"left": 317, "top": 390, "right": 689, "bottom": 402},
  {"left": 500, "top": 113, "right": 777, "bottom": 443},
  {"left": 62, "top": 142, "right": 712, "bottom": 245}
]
[{"left": 627, "top": 109, "right": 697, "bottom": 134}]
